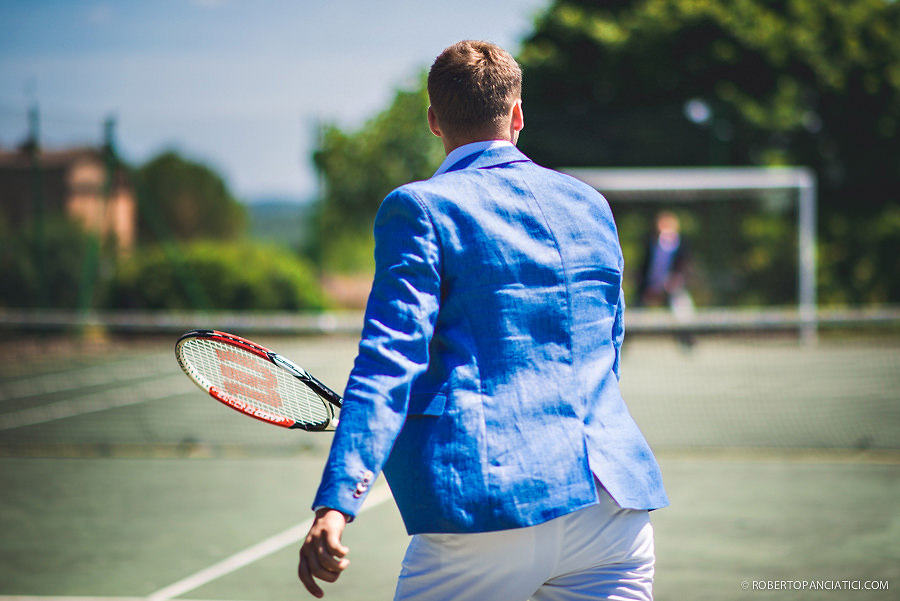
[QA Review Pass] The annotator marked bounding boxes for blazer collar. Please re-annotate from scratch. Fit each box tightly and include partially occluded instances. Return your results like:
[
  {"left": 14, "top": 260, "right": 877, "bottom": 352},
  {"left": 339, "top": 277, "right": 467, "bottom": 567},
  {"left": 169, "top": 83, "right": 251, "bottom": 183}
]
[{"left": 440, "top": 144, "right": 532, "bottom": 175}]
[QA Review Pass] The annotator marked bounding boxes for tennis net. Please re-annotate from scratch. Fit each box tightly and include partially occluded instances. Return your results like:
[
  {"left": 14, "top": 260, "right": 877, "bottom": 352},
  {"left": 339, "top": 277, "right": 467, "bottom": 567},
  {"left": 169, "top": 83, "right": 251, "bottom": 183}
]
[{"left": 0, "top": 307, "right": 897, "bottom": 457}]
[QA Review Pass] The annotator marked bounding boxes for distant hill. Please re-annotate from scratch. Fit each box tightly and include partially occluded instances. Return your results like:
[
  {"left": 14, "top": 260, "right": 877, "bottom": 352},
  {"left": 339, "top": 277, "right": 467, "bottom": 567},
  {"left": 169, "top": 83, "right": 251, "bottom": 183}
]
[{"left": 246, "top": 199, "right": 314, "bottom": 250}]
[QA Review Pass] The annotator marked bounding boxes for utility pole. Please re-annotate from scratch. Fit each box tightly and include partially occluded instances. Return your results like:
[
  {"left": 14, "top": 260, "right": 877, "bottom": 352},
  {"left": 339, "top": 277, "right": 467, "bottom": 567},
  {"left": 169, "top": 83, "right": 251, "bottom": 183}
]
[
  {"left": 77, "top": 116, "right": 118, "bottom": 319},
  {"left": 27, "top": 104, "right": 48, "bottom": 309}
]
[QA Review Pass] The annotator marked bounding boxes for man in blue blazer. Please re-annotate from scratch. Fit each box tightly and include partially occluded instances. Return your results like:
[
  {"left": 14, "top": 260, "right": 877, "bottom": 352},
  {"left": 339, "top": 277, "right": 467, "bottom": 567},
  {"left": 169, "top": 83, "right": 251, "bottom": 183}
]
[{"left": 299, "top": 40, "right": 668, "bottom": 600}]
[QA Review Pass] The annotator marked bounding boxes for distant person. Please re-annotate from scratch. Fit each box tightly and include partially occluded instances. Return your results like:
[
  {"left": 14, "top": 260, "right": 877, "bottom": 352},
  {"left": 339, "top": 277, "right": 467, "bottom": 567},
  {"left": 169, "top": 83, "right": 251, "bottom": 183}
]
[
  {"left": 637, "top": 211, "right": 694, "bottom": 319},
  {"left": 297, "top": 40, "right": 668, "bottom": 600}
]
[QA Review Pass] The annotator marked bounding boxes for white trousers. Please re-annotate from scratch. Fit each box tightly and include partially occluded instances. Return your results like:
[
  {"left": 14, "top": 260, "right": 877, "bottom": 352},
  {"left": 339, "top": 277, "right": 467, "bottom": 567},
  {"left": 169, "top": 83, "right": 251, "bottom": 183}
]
[{"left": 393, "top": 485, "right": 655, "bottom": 601}]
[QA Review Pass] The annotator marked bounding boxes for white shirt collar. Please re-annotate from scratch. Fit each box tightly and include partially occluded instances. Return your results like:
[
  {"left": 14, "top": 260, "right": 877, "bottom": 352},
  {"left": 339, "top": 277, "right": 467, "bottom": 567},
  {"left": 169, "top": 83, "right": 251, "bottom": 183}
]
[{"left": 432, "top": 140, "right": 515, "bottom": 177}]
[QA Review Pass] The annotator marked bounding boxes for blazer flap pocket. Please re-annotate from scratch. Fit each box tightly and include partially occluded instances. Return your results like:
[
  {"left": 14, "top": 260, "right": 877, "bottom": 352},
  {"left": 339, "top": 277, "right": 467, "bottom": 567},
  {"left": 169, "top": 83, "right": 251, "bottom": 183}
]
[{"left": 407, "top": 392, "right": 447, "bottom": 416}]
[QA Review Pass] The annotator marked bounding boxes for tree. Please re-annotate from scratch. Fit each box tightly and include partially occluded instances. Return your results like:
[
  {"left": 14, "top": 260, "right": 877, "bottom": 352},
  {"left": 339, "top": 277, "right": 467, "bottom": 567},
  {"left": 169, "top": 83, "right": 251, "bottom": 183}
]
[
  {"left": 518, "top": 0, "right": 900, "bottom": 304},
  {"left": 0, "top": 214, "right": 100, "bottom": 309},
  {"left": 133, "top": 150, "right": 247, "bottom": 245},
  {"left": 311, "top": 75, "right": 445, "bottom": 273}
]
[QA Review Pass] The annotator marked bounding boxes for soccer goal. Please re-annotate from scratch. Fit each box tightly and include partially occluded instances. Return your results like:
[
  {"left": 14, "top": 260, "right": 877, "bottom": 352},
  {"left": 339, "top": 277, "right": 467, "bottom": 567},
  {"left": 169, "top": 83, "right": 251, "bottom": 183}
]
[{"left": 563, "top": 166, "right": 817, "bottom": 343}]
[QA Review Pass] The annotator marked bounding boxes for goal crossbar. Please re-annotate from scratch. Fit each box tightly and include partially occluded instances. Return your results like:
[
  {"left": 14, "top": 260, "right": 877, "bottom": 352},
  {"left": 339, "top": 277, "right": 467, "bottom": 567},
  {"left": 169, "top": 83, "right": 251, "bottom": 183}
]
[{"left": 562, "top": 166, "right": 818, "bottom": 343}]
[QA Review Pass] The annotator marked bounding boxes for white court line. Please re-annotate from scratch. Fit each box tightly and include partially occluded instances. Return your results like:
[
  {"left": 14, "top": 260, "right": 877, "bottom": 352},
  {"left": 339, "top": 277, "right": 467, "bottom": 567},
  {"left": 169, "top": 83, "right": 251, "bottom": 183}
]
[
  {"left": 145, "top": 483, "right": 393, "bottom": 601},
  {"left": 0, "top": 375, "right": 189, "bottom": 431},
  {"left": 0, "top": 598, "right": 147, "bottom": 601},
  {"left": 0, "top": 355, "right": 172, "bottom": 403},
  {"left": 0, "top": 598, "right": 218, "bottom": 601}
]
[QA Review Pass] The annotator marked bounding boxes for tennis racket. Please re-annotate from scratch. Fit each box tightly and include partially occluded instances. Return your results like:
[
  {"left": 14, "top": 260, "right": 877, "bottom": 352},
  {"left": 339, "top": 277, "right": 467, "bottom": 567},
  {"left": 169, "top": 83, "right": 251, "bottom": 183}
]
[{"left": 175, "top": 329, "right": 342, "bottom": 431}]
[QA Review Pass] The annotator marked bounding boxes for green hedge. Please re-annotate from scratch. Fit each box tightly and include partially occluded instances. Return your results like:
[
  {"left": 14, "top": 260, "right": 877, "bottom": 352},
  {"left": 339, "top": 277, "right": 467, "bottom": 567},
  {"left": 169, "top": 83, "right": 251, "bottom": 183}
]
[
  {"left": 108, "top": 241, "right": 327, "bottom": 312},
  {"left": 0, "top": 216, "right": 97, "bottom": 309}
]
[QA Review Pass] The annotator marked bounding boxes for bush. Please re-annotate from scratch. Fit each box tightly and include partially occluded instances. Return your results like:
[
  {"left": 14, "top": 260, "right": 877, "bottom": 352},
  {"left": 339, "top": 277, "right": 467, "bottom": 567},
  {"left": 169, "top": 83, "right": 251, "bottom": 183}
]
[
  {"left": 0, "top": 216, "right": 103, "bottom": 309},
  {"left": 108, "top": 241, "right": 327, "bottom": 311}
]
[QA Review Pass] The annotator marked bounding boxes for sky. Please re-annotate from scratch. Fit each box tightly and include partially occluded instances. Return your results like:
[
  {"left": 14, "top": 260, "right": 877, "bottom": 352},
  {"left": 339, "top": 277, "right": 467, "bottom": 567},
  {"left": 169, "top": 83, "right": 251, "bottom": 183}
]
[{"left": 0, "top": 0, "right": 548, "bottom": 203}]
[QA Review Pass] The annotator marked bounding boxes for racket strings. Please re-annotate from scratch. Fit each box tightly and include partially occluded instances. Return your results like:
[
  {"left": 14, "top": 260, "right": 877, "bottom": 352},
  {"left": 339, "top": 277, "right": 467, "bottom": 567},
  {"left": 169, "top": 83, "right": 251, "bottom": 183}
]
[{"left": 178, "top": 338, "right": 332, "bottom": 429}]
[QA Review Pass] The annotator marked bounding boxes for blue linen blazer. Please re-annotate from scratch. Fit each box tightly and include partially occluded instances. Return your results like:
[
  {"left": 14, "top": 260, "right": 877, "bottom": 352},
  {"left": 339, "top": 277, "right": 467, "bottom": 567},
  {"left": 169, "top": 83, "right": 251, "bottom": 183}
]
[{"left": 313, "top": 145, "right": 668, "bottom": 534}]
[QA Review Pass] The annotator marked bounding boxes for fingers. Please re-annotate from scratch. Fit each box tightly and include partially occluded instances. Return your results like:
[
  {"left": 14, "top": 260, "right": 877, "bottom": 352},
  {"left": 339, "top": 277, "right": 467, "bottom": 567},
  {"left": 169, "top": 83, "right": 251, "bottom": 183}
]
[
  {"left": 299, "top": 539, "right": 350, "bottom": 597},
  {"left": 311, "top": 539, "right": 350, "bottom": 574},
  {"left": 297, "top": 553, "right": 324, "bottom": 599}
]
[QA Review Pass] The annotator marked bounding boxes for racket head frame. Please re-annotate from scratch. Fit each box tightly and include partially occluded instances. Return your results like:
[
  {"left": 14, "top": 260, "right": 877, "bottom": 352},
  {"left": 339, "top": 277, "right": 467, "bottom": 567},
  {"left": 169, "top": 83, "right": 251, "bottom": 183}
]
[{"left": 175, "top": 329, "right": 341, "bottom": 431}]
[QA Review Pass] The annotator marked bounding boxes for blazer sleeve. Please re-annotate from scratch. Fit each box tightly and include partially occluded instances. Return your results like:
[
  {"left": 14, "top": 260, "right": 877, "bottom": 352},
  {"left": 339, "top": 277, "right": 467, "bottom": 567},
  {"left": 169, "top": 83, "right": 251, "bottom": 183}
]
[{"left": 311, "top": 188, "right": 442, "bottom": 518}]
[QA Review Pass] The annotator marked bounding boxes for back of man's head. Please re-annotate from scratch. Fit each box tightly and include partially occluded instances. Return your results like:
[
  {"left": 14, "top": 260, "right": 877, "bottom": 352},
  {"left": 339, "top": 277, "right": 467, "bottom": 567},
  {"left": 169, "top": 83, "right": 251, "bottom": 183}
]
[{"left": 427, "top": 40, "right": 522, "bottom": 141}]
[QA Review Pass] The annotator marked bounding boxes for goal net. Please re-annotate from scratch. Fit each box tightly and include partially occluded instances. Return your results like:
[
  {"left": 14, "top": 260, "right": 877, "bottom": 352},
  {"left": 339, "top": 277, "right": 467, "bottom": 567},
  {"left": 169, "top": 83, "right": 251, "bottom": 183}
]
[{"left": 563, "top": 166, "right": 817, "bottom": 342}]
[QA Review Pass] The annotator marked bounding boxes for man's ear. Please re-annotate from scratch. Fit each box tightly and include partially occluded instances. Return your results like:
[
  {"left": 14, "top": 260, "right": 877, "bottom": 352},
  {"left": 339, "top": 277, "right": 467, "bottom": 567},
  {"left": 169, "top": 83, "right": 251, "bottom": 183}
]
[
  {"left": 427, "top": 106, "right": 443, "bottom": 138},
  {"left": 509, "top": 99, "right": 524, "bottom": 144},
  {"left": 511, "top": 99, "right": 524, "bottom": 134}
]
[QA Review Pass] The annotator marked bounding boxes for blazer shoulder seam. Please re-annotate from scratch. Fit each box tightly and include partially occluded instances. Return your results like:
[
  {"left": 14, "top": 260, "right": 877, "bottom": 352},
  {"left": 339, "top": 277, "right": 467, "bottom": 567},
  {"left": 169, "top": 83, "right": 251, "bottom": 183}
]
[{"left": 393, "top": 186, "right": 445, "bottom": 277}]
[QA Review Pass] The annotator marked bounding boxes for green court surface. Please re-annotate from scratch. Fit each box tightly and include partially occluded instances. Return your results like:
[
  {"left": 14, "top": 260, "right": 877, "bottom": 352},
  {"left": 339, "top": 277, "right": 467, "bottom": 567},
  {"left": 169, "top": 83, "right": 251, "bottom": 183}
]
[{"left": 1, "top": 330, "right": 898, "bottom": 600}]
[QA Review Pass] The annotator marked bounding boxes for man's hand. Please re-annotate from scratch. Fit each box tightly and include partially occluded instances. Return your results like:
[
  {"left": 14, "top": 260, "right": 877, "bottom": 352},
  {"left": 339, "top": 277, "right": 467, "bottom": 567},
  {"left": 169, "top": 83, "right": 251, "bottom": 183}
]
[{"left": 298, "top": 508, "right": 350, "bottom": 598}]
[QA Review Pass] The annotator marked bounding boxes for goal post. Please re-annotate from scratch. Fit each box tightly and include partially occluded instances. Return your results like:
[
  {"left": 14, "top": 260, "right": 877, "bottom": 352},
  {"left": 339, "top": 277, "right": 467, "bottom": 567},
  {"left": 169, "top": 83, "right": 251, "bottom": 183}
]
[{"left": 562, "top": 166, "right": 818, "bottom": 343}]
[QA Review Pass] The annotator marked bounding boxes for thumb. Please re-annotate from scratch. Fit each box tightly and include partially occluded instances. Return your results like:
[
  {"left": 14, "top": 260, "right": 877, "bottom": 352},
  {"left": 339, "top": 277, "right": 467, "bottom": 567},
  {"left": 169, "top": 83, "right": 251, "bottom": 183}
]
[
  {"left": 327, "top": 529, "right": 349, "bottom": 559},
  {"left": 321, "top": 510, "right": 350, "bottom": 557}
]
